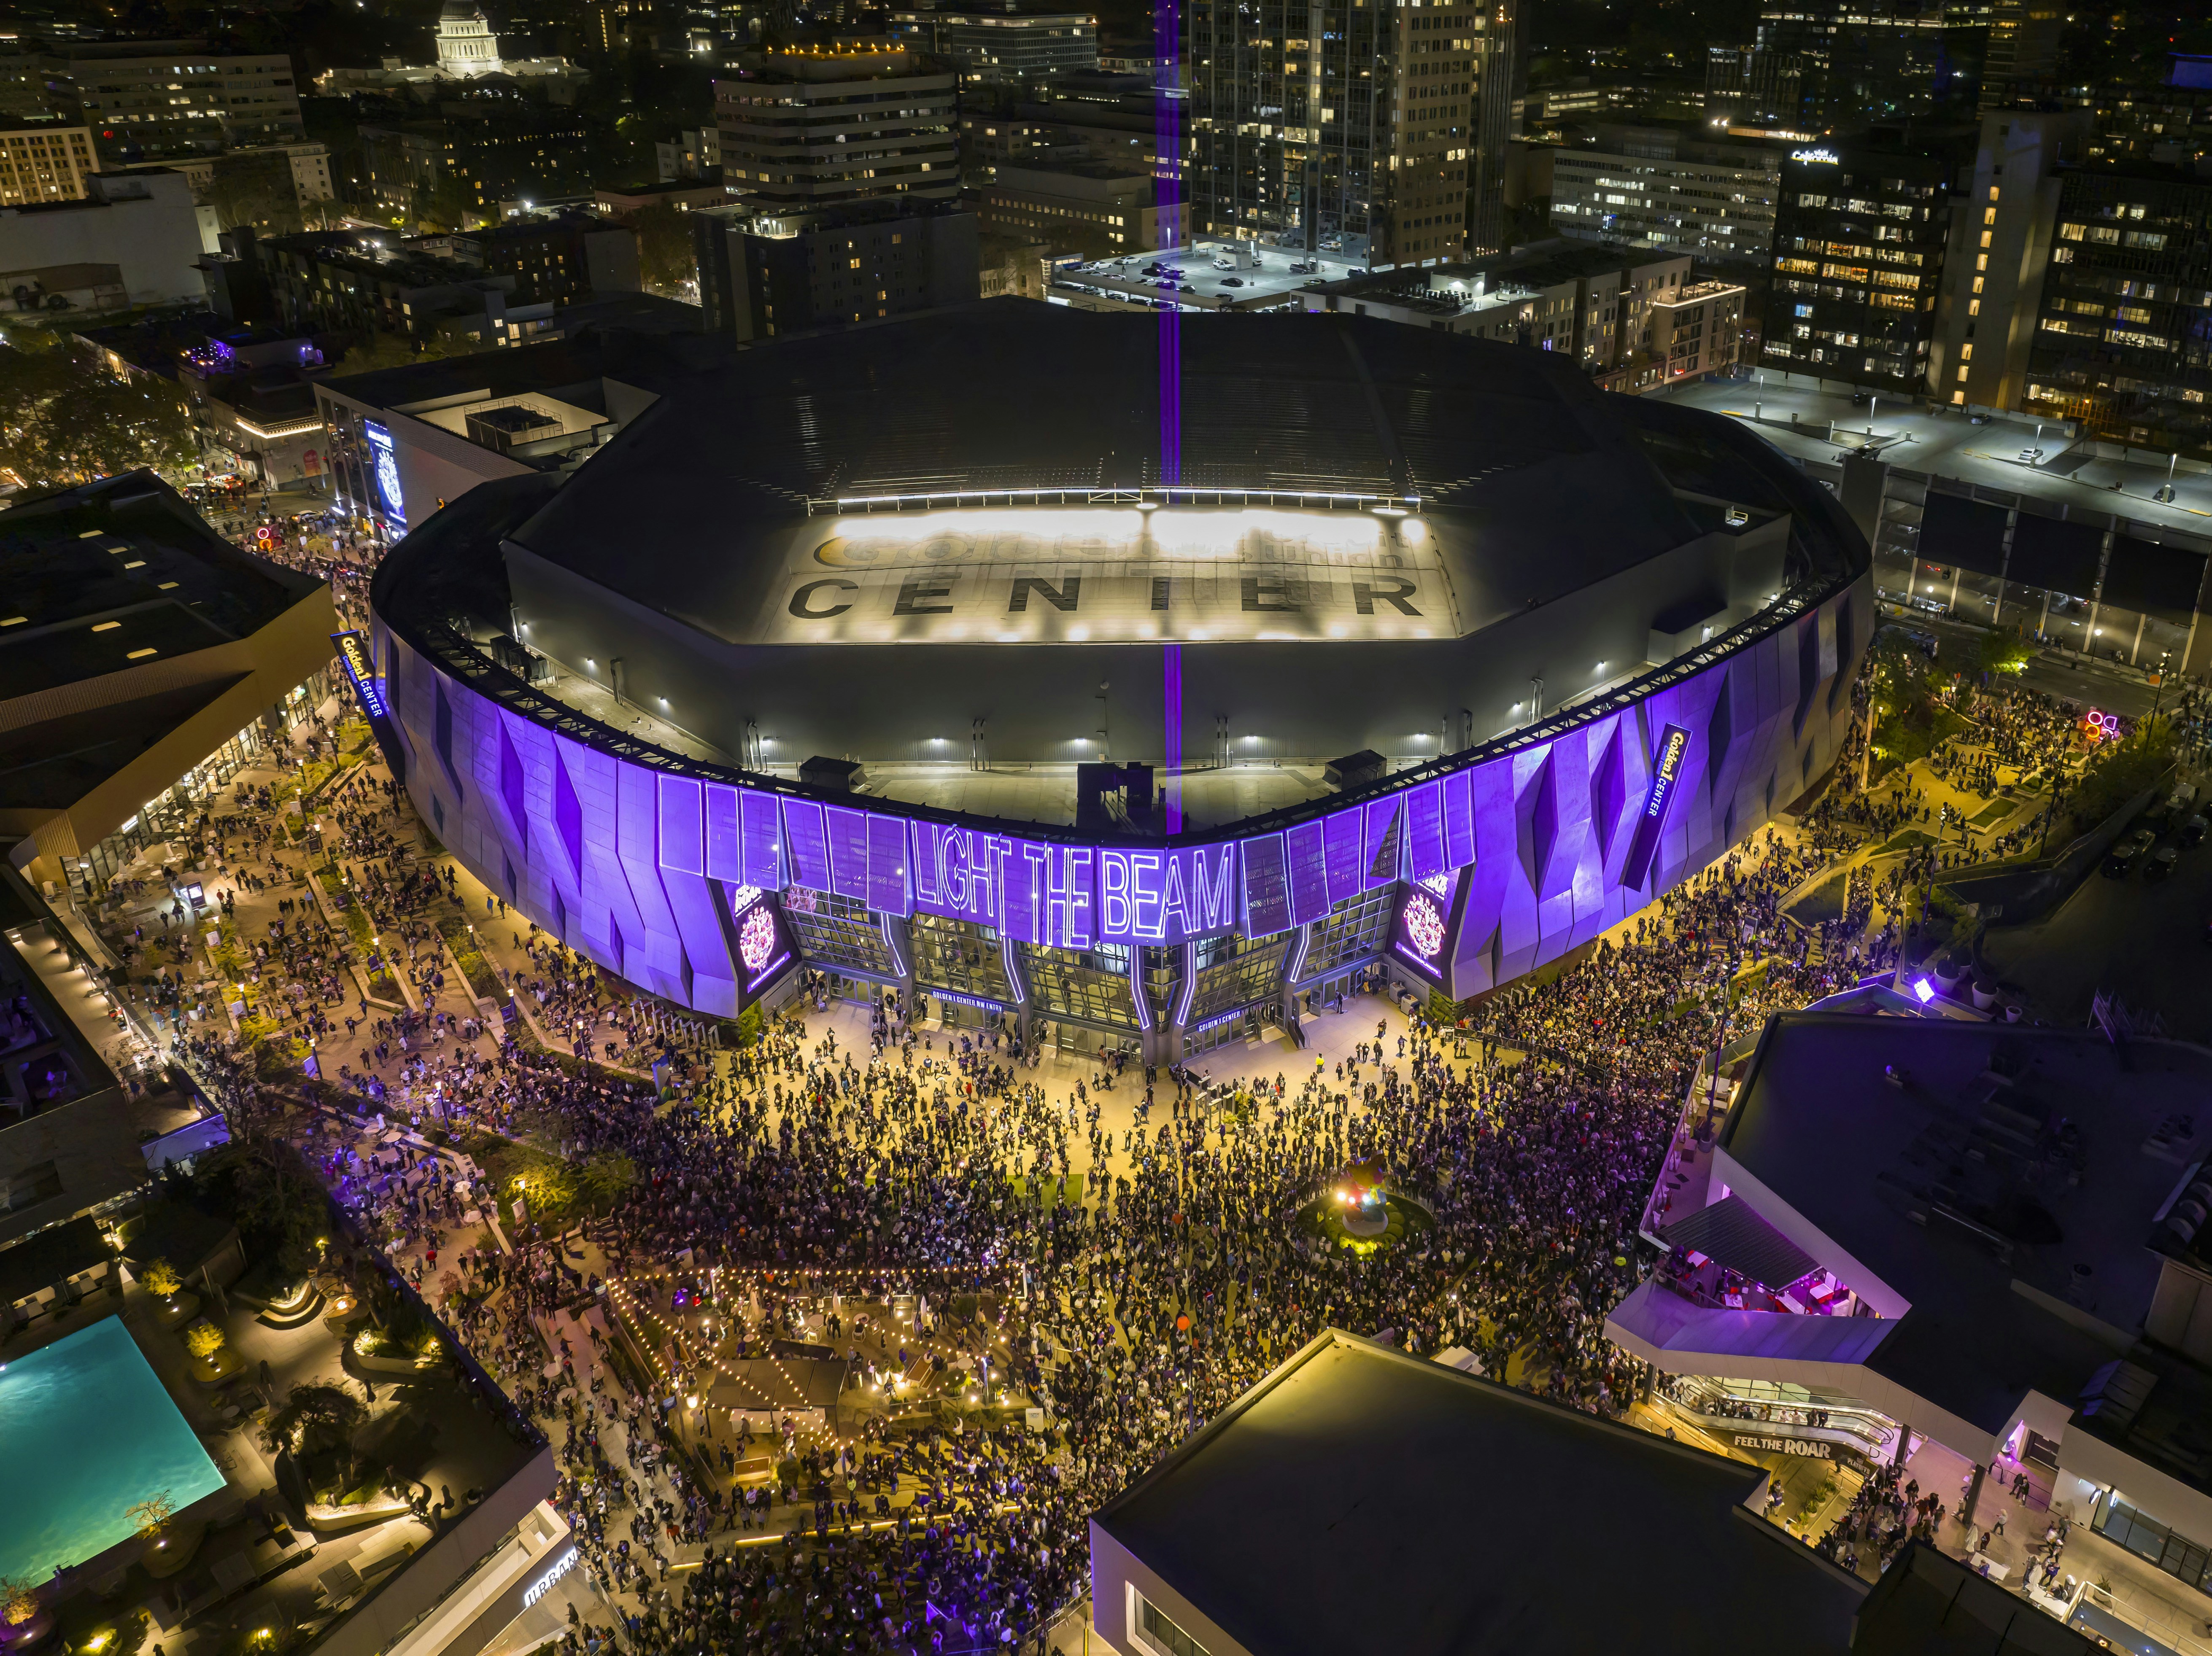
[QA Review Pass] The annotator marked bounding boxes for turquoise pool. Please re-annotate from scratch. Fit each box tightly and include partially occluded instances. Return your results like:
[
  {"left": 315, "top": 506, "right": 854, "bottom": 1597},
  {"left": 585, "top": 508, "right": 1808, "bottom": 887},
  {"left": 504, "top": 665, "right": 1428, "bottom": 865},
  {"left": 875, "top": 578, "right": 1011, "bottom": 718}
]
[{"left": 0, "top": 1317, "right": 225, "bottom": 1583}]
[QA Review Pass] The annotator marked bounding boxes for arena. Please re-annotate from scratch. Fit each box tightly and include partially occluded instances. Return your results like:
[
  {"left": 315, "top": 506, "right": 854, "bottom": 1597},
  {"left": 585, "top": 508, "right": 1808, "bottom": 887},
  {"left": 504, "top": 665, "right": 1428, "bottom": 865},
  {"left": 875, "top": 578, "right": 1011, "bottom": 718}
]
[{"left": 362, "top": 304, "right": 1872, "bottom": 1060}]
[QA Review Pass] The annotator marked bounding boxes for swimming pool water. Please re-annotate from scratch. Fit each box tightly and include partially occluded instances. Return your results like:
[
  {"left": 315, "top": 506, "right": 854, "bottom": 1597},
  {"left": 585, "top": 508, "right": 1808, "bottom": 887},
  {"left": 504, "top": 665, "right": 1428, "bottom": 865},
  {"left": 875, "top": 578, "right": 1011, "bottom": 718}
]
[{"left": 0, "top": 1316, "right": 225, "bottom": 1584}]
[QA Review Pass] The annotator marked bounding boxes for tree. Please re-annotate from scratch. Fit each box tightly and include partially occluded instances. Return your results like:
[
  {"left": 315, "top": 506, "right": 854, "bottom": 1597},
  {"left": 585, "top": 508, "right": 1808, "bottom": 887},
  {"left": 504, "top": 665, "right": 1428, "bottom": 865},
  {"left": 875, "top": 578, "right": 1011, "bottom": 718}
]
[
  {"left": 183, "top": 1324, "right": 227, "bottom": 1360},
  {"left": 1977, "top": 625, "right": 2033, "bottom": 680},
  {"left": 260, "top": 1380, "right": 367, "bottom": 1488},
  {"left": 0, "top": 332, "right": 197, "bottom": 489},
  {"left": 335, "top": 331, "right": 466, "bottom": 375},
  {"left": 143, "top": 1257, "right": 183, "bottom": 1298},
  {"left": 626, "top": 202, "right": 697, "bottom": 295},
  {"left": 127, "top": 1492, "right": 176, "bottom": 1539},
  {"left": 0, "top": 1577, "right": 39, "bottom": 1627}
]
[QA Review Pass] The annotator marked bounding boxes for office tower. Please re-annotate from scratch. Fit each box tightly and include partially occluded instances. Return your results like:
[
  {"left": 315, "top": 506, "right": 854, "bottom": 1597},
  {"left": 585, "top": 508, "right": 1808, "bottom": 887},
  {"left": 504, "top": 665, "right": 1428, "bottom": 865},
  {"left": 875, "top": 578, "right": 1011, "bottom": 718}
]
[
  {"left": 716, "top": 45, "right": 959, "bottom": 213},
  {"left": 1761, "top": 129, "right": 1969, "bottom": 394},
  {"left": 1977, "top": 0, "right": 2062, "bottom": 111},
  {"left": 2026, "top": 165, "right": 2212, "bottom": 461},
  {"left": 1185, "top": 0, "right": 1516, "bottom": 267},
  {"left": 1711, "top": 0, "right": 1986, "bottom": 135}
]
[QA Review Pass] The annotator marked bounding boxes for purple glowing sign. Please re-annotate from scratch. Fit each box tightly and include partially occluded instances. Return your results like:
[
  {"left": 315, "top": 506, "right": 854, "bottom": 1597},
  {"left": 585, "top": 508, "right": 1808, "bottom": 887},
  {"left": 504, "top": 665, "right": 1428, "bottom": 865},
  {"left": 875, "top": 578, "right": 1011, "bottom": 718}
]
[
  {"left": 1620, "top": 724, "right": 1691, "bottom": 891},
  {"left": 1096, "top": 845, "right": 1238, "bottom": 944},
  {"left": 1911, "top": 977, "right": 1935, "bottom": 1003}
]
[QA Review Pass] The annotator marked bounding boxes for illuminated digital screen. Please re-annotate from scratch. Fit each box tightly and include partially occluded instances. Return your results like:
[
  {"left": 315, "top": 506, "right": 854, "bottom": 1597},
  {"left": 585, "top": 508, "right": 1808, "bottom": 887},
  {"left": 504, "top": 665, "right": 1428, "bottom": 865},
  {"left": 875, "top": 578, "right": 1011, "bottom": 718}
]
[{"left": 363, "top": 420, "right": 405, "bottom": 528}]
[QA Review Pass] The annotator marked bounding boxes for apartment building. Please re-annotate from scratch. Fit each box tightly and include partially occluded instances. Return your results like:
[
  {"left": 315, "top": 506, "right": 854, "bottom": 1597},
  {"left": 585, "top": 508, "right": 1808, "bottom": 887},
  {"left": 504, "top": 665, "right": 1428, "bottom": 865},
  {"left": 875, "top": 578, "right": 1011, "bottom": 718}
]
[
  {"left": 2025, "top": 164, "right": 2212, "bottom": 460},
  {"left": 887, "top": 6, "right": 1098, "bottom": 89},
  {"left": 692, "top": 198, "right": 978, "bottom": 341},
  {"left": 1297, "top": 240, "right": 1725, "bottom": 391},
  {"left": 25, "top": 41, "right": 302, "bottom": 166},
  {"left": 0, "top": 123, "right": 96, "bottom": 204},
  {"left": 977, "top": 158, "right": 1177, "bottom": 251}
]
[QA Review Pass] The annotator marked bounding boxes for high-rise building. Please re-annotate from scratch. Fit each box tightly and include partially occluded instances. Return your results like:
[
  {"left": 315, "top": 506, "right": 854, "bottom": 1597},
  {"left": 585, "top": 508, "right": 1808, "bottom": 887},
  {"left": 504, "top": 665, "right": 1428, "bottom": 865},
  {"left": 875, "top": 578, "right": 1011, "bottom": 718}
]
[
  {"left": 1710, "top": 0, "right": 1985, "bottom": 135},
  {"left": 715, "top": 45, "right": 958, "bottom": 214},
  {"left": 2025, "top": 165, "right": 2212, "bottom": 461},
  {"left": 1977, "top": 0, "right": 2062, "bottom": 112},
  {"left": 1184, "top": 0, "right": 1516, "bottom": 267},
  {"left": 1760, "top": 130, "right": 1969, "bottom": 395},
  {"left": 1703, "top": 45, "right": 1808, "bottom": 131},
  {"left": 1927, "top": 110, "right": 2087, "bottom": 410},
  {"left": 0, "top": 124, "right": 97, "bottom": 205},
  {"left": 692, "top": 197, "right": 979, "bottom": 340},
  {"left": 887, "top": 5, "right": 1099, "bottom": 90},
  {"left": 1547, "top": 122, "right": 1785, "bottom": 266}
]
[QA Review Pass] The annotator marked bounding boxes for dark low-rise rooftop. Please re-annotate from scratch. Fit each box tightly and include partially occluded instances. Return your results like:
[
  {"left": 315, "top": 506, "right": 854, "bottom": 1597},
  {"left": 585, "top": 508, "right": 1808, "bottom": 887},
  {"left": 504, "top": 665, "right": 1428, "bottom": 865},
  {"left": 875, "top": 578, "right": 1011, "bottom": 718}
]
[{"left": 1092, "top": 1329, "right": 1864, "bottom": 1656}]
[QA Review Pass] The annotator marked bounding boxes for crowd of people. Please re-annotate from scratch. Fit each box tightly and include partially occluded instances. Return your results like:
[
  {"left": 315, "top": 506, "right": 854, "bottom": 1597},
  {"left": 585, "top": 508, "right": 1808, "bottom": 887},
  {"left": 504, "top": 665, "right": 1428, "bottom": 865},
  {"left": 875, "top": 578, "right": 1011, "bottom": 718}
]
[{"left": 109, "top": 561, "right": 2166, "bottom": 1656}]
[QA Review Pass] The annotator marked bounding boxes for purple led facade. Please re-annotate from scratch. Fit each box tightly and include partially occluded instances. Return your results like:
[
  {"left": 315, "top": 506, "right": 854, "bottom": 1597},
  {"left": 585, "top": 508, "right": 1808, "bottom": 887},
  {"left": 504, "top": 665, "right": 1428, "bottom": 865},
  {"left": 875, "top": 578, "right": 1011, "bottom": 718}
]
[{"left": 381, "top": 579, "right": 1862, "bottom": 1020}]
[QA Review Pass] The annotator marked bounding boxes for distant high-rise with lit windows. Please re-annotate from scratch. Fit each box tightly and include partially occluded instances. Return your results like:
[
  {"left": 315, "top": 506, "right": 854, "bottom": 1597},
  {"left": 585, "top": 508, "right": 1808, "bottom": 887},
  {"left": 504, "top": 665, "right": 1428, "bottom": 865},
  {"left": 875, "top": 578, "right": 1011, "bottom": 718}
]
[
  {"left": 1184, "top": 0, "right": 1517, "bottom": 268},
  {"left": 1759, "top": 128, "right": 1968, "bottom": 396}
]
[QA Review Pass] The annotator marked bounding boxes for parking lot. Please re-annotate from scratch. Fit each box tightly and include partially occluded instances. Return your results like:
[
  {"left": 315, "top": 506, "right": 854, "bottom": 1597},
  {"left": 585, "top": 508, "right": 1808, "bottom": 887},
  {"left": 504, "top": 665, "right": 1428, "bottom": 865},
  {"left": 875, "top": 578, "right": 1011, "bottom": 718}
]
[{"left": 1662, "top": 372, "right": 2212, "bottom": 536}]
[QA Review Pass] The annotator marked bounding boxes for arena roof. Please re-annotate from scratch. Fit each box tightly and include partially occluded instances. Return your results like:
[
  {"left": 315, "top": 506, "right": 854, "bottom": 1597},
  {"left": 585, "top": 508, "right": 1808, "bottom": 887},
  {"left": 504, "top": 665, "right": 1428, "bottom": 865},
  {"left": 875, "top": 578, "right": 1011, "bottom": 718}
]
[
  {"left": 504, "top": 303, "right": 1708, "bottom": 649},
  {"left": 377, "top": 304, "right": 1868, "bottom": 820}
]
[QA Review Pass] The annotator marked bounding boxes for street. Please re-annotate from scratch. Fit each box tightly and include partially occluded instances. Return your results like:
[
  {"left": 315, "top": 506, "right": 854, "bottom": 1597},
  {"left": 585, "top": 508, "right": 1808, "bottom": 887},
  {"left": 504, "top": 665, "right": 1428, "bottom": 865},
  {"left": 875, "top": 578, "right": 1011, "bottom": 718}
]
[{"left": 1983, "top": 825, "right": 2212, "bottom": 1040}]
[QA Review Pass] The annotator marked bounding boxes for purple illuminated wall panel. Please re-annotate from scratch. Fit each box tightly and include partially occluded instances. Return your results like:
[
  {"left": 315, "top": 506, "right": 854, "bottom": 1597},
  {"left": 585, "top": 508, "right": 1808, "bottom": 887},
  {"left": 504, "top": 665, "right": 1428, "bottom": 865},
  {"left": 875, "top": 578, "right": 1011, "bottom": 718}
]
[
  {"left": 825, "top": 805, "right": 869, "bottom": 901},
  {"left": 1241, "top": 833, "right": 1292, "bottom": 938},
  {"left": 1322, "top": 810, "right": 1364, "bottom": 907},
  {"left": 658, "top": 774, "right": 703, "bottom": 875},
  {"left": 1403, "top": 781, "right": 1445, "bottom": 883},
  {"left": 552, "top": 747, "right": 584, "bottom": 884},
  {"left": 498, "top": 721, "right": 528, "bottom": 846},
  {"left": 1442, "top": 770, "right": 1475, "bottom": 871},
  {"left": 740, "top": 790, "right": 782, "bottom": 891},
  {"left": 1362, "top": 796, "right": 1403, "bottom": 889},
  {"left": 782, "top": 798, "right": 829, "bottom": 891},
  {"left": 866, "top": 811, "right": 912, "bottom": 916},
  {"left": 1285, "top": 820, "right": 1330, "bottom": 925},
  {"left": 704, "top": 784, "right": 742, "bottom": 883}
]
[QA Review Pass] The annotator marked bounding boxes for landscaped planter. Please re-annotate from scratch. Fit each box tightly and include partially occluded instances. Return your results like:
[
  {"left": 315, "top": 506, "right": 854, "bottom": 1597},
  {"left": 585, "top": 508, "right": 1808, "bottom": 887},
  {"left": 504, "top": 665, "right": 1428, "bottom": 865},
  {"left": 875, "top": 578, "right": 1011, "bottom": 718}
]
[
  {"left": 305, "top": 1497, "right": 413, "bottom": 1532},
  {"left": 140, "top": 1521, "right": 207, "bottom": 1578},
  {"left": 189, "top": 1347, "right": 246, "bottom": 1387},
  {"left": 350, "top": 1330, "right": 445, "bottom": 1376},
  {"left": 151, "top": 1290, "right": 203, "bottom": 1330}
]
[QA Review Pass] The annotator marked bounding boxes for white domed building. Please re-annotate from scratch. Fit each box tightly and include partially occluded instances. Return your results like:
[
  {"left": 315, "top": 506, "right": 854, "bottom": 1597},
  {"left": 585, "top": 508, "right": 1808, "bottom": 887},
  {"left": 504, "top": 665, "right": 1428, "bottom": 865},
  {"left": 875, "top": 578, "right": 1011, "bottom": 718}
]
[{"left": 436, "top": 0, "right": 504, "bottom": 76}]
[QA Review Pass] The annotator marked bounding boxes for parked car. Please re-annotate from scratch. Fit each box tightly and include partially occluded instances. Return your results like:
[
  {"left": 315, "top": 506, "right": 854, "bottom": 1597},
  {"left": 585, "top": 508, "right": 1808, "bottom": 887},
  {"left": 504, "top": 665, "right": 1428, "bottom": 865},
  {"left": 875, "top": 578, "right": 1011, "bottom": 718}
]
[
  {"left": 2106, "top": 828, "right": 2156, "bottom": 877},
  {"left": 2184, "top": 814, "right": 2208, "bottom": 848},
  {"left": 1220, "top": 276, "right": 1245, "bottom": 287},
  {"left": 2147, "top": 844, "right": 2181, "bottom": 881}
]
